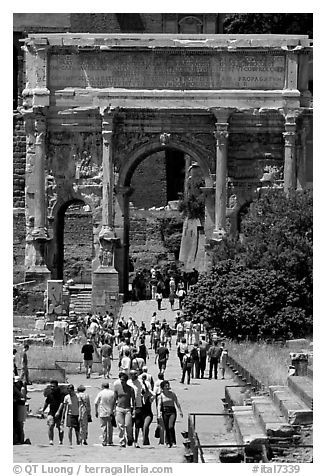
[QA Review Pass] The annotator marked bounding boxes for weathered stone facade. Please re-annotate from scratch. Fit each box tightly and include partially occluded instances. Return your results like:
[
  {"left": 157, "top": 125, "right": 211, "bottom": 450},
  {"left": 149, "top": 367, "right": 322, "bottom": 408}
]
[{"left": 16, "top": 32, "right": 313, "bottom": 310}]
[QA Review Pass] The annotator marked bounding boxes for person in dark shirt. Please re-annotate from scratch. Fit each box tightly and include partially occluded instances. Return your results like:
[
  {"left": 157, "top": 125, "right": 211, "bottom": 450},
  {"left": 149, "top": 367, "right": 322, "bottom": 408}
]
[
  {"left": 155, "top": 342, "right": 169, "bottom": 373},
  {"left": 81, "top": 339, "right": 95, "bottom": 379},
  {"left": 41, "top": 380, "right": 65, "bottom": 445}
]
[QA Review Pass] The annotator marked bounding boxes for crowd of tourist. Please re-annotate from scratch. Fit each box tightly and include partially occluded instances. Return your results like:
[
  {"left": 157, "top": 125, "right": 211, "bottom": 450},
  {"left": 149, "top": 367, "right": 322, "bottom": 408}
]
[
  {"left": 13, "top": 297, "right": 229, "bottom": 448},
  {"left": 131, "top": 265, "right": 199, "bottom": 301}
]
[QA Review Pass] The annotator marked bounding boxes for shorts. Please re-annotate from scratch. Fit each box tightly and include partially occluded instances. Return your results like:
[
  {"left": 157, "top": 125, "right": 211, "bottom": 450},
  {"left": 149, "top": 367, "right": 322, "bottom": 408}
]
[
  {"left": 66, "top": 414, "right": 80, "bottom": 429},
  {"left": 47, "top": 414, "right": 63, "bottom": 430},
  {"left": 84, "top": 359, "right": 93, "bottom": 369},
  {"left": 133, "top": 408, "right": 144, "bottom": 429}
]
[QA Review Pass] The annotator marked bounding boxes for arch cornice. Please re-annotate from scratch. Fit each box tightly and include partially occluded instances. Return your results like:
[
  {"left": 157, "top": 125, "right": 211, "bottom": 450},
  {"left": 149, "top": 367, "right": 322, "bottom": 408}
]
[{"left": 116, "top": 137, "right": 214, "bottom": 189}]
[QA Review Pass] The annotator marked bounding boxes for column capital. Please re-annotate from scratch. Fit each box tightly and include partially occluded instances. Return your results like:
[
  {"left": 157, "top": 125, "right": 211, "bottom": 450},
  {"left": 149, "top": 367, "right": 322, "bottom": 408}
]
[
  {"left": 210, "top": 107, "right": 235, "bottom": 123},
  {"left": 213, "top": 129, "right": 229, "bottom": 147},
  {"left": 279, "top": 107, "right": 301, "bottom": 123}
]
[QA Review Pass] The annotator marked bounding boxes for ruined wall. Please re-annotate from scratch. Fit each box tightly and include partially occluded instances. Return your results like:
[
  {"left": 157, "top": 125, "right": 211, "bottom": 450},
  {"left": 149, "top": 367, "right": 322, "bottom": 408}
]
[
  {"left": 69, "top": 14, "right": 163, "bottom": 33},
  {"left": 129, "top": 209, "right": 182, "bottom": 270},
  {"left": 13, "top": 113, "right": 25, "bottom": 208},
  {"left": 13, "top": 209, "right": 26, "bottom": 284},
  {"left": 63, "top": 208, "right": 93, "bottom": 282},
  {"left": 130, "top": 152, "right": 167, "bottom": 208}
]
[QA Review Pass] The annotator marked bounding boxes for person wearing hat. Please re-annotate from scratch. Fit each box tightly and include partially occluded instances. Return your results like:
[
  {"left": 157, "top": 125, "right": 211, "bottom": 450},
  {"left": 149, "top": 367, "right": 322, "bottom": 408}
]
[
  {"left": 76, "top": 385, "right": 91, "bottom": 445},
  {"left": 113, "top": 371, "right": 136, "bottom": 447}
]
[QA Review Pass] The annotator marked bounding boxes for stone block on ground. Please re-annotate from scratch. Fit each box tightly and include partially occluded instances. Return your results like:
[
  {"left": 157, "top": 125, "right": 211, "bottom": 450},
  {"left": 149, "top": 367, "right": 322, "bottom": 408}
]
[
  {"left": 233, "top": 407, "right": 268, "bottom": 446},
  {"left": 225, "top": 385, "right": 247, "bottom": 408},
  {"left": 286, "top": 339, "right": 309, "bottom": 350},
  {"left": 287, "top": 376, "right": 313, "bottom": 410},
  {"left": 269, "top": 386, "right": 313, "bottom": 425}
]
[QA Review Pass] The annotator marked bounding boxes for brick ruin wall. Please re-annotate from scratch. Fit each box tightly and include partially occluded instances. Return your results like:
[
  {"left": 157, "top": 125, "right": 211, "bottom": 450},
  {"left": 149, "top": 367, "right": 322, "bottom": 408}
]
[{"left": 130, "top": 151, "right": 167, "bottom": 208}]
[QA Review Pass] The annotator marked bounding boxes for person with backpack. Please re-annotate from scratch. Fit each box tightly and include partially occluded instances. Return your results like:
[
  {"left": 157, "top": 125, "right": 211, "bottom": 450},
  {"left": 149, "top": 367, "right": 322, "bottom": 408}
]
[
  {"left": 190, "top": 343, "right": 200, "bottom": 379},
  {"left": 180, "top": 351, "right": 193, "bottom": 385}
]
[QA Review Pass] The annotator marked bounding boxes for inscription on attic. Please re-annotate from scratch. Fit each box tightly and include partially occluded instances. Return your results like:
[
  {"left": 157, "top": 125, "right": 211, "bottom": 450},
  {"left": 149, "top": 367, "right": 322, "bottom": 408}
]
[{"left": 49, "top": 51, "right": 286, "bottom": 90}]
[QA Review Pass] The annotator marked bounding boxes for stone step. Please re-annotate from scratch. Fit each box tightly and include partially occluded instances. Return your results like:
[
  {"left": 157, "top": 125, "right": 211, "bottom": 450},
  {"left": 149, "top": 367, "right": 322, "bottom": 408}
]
[
  {"left": 232, "top": 405, "right": 268, "bottom": 448},
  {"left": 287, "top": 376, "right": 313, "bottom": 410},
  {"left": 225, "top": 385, "right": 248, "bottom": 408},
  {"left": 269, "top": 386, "right": 313, "bottom": 425},
  {"left": 251, "top": 396, "right": 296, "bottom": 438}
]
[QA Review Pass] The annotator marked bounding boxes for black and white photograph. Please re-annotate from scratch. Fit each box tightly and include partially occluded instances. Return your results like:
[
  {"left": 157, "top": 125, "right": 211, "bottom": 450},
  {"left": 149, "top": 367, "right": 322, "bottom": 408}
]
[{"left": 11, "top": 8, "right": 315, "bottom": 473}]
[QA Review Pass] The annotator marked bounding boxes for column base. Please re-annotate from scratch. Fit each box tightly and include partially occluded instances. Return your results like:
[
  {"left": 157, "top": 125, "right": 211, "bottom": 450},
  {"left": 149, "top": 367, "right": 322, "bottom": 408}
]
[
  {"left": 92, "top": 266, "right": 121, "bottom": 314},
  {"left": 25, "top": 266, "right": 51, "bottom": 288}
]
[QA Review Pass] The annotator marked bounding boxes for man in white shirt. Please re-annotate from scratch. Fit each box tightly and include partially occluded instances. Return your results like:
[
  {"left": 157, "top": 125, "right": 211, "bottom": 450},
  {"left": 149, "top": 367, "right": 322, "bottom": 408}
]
[
  {"left": 94, "top": 382, "right": 115, "bottom": 446},
  {"left": 128, "top": 370, "right": 143, "bottom": 448}
]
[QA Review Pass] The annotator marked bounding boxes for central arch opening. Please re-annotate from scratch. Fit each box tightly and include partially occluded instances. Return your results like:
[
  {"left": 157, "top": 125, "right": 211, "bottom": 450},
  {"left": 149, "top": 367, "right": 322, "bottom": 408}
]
[{"left": 122, "top": 145, "right": 206, "bottom": 299}]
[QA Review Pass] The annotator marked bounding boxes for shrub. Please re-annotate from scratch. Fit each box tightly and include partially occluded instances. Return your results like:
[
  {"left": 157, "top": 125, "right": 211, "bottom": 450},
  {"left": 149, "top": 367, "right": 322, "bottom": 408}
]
[{"left": 184, "top": 190, "right": 313, "bottom": 341}]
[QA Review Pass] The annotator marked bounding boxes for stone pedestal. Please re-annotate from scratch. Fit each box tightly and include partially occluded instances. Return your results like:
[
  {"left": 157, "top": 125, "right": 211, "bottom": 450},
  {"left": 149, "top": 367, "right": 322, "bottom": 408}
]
[
  {"left": 25, "top": 266, "right": 51, "bottom": 288},
  {"left": 290, "top": 352, "right": 309, "bottom": 376},
  {"left": 92, "top": 267, "right": 120, "bottom": 314}
]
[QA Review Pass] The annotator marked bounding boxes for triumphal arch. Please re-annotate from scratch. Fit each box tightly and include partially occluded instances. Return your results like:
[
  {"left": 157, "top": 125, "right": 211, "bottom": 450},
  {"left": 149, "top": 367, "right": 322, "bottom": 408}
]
[{"left": 20, "top": 33, "right": 312, "bottom": 310}]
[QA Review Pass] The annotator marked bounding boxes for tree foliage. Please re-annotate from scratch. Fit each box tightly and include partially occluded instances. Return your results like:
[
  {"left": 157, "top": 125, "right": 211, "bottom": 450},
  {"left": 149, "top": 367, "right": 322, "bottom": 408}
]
[
  {"left": 184, "top": 190, "right": 313, "bottom": 341},
  {"left": 223, "top": 13, "right": 313, "bottom": 38}
]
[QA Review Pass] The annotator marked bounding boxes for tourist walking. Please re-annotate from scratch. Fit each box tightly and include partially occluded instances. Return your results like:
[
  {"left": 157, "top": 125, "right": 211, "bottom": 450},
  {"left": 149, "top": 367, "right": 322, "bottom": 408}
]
[
  {"left": 120, "top": 349, "right": 132, "bottom": 376},
  {"left": 177, "top": 338, "right": 188, "bottom": 369},
  {"left": 219, "top": 345, "right": 228, "bottom": 379},
  {"left": 153, "top": 372, "right": 165, "bottom": 445},
  {"left": 198, "top": 337, "right": 209, "bottom": 378},
  {"left": 155, "top": 341, "right": 169, "bottom": 373},
  {"left": 177, "top": 286, "right": 186, "bottom": 310},
  {"left": 137, "top": 338, "right": 149, "bottom": 364},
  {"left": 13, "top": 377, "right": 27, "bottom": 444},
  {"left": 180, "top": 350, "right": 193, "bottom": 384},
  {"left": 81, "top": 339, "right": 94, "bottom": 379},
  {"left": 13, "top": 348, "right": 18, "bottom": 376},
  {"left": 76, "top": 385, "right": 92, "bottom": 445},
  {"left": 128, "top": 370, "right": 143, "bottom": 447},
  {"left": 113, "top": 371, "right": 136, "bottom": 447},
  {"left": 140, "top": 366, "right": 154, "bottom": 390},
  {"left": 190, "top": 342, "right": 200, "bottom": 379},
  {"left": 155, "top": 290, "right": 163, "bottom": 310},
  {"left": 168, "top": 291, "right": 175, "bottom": 311},
  {"left": 165, "top": 324, "right": 172, "bottom": 349},
  {"left": 208, "top": 340, "right": 222, "bottom": 380},
  {"left": 176, "top": 319, "right": 184, "bottom": 344},
  {"left": 184, "top": 318, "right": 193, "bottom": 345},
  {"left": 140, "top": 374, "right": 154, "bottom": 445},
  {"left": 20, "top": 344, "right": 31, "bottom": 385},
  {"left": 157, "top": 380, "right": 183, "bottom": 447},
  {"left": 94, "top": 382, "right": 115, "bottom": 446},
  {"left": 130, "top": 353, "right": 145, "bottom": 375},
  {"left": 61, "top": 384, "right": 80, "bottom": 445},
  {"left": 100, "top": 338, "right": 112, "bottom": 378},
  {"left": 41, "top": 379, "right": 64, "bottom": 445}
]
